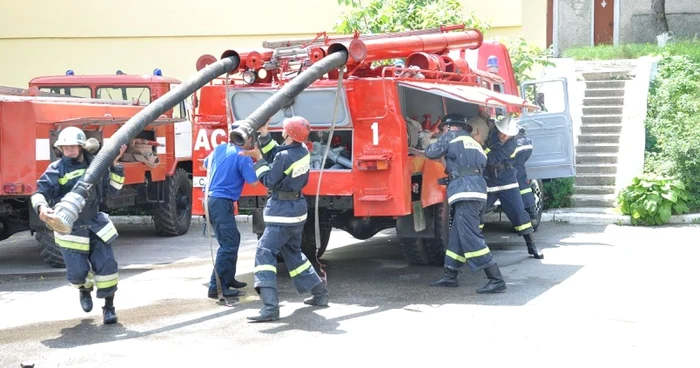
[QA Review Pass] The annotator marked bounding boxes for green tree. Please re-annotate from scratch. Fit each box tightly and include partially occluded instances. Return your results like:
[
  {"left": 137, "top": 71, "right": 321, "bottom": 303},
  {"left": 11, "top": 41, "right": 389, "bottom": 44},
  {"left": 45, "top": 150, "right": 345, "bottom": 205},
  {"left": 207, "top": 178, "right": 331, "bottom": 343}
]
[{"left": 335, "top": 0, "right": 490, "bottom": 35}]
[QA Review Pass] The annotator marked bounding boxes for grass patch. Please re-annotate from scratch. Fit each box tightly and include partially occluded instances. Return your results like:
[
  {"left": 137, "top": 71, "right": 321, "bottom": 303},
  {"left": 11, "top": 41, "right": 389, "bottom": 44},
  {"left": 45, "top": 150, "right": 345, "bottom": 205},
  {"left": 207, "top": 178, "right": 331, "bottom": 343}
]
[{"left": 562, "top": 38, "right": 700, "bottom": 63}]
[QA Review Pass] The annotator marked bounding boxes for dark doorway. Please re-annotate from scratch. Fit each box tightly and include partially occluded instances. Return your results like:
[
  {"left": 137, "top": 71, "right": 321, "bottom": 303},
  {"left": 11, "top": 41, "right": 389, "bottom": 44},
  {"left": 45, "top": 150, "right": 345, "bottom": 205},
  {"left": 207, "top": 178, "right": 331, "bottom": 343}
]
[{"left": 594, "top": 0, "right": 614, "bottom": 44}]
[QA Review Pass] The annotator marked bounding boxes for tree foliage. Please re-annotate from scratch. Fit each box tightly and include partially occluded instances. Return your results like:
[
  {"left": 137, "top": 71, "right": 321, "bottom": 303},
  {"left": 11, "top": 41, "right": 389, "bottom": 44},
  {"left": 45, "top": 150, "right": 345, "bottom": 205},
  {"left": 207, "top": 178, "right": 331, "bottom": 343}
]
[{"left": 335, "top": 0, "right": 490, "bottom": 35}]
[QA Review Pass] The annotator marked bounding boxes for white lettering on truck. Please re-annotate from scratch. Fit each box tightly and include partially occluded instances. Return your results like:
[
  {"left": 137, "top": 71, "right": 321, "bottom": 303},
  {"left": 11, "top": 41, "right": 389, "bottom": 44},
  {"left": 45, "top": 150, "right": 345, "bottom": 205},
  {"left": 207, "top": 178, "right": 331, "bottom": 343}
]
[{"left": 193, "top": 128, "right": 227, "bottom": 151}]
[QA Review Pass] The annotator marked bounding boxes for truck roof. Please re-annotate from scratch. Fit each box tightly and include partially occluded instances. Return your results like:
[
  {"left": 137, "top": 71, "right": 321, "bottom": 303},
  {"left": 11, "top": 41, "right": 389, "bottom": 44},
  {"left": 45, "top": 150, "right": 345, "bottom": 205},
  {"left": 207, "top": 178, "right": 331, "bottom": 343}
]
[{"left": 29, "top": 74, "right": 182, "bottom": 86}]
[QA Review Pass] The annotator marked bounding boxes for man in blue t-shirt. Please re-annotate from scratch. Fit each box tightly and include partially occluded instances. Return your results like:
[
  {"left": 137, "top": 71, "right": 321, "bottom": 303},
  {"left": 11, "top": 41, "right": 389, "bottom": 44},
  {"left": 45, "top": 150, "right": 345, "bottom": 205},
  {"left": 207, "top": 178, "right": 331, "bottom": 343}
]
[{"left": 203, "top": 124, "right": 258, "bottom": 299}]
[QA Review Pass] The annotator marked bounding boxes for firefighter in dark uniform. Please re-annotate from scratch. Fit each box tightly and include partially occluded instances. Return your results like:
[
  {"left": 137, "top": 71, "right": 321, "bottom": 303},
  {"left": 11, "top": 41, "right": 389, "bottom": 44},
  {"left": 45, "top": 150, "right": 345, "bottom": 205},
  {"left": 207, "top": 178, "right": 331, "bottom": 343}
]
[
  {"left": 240, "top": 116, "right": 329, "bottom": 323},
  {"left": 30, "top": 127, "right": 127, "bottom": 324},
  {"left": 514, "top": 126, "right": 537, "bottom": 221},
  {"left": 424, "top": 113, "right": 506, "bottom": 294},
  {"left": 480, "top": 116, "right": 544, "bottom": 259}
]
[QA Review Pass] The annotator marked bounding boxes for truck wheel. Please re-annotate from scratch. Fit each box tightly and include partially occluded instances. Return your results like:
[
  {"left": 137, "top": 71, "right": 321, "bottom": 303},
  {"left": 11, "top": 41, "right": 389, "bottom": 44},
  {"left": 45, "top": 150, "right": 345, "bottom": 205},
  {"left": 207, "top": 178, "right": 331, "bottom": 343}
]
[
  {"left": 399, "top": 237, "right": 431, "bottom": 265},
  {"left": 301, "top": 224, "right": 331, "bottom": 260},
  {"left": 153, "top": 168, "right": 192, "bottom": 236},
  {"left": 530, "top": 179, "right": 544, "bottom": 232},
  {"left": 35, "top": 229, "right": 65, "bottom": 268},
  {"left": 425, "top": 200, "right": 449, "bottom": 266}
]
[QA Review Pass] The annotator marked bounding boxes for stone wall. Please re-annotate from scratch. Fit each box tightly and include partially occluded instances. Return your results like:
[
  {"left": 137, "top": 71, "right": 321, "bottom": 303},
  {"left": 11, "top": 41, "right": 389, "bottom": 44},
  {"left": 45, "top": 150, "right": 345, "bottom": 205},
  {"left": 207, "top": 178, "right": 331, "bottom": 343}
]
[
  {"left": 621, "top": 0, "right": 700, "bottom": 43},
  {"left": 557, "top": 0, "right": 700, "bottom": 53}
]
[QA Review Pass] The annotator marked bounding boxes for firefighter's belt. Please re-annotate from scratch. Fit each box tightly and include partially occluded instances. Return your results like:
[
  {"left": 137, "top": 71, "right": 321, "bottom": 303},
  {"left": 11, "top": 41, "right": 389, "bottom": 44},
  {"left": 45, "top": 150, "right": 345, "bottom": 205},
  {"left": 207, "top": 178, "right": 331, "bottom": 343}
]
[
  {"left": 486, "top": 163, "right": 514, "bottom": 173},
  {"left": 449, "top": 166, "right": 483, "bottom": 180},
  {"left": 270, "top": 191, "right": 301, "bottom": 200}
]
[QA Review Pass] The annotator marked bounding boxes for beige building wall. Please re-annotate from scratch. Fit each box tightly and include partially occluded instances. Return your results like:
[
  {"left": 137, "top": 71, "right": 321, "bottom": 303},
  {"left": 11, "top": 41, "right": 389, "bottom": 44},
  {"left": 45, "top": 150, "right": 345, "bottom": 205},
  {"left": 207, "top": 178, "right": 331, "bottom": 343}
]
[{"left": 0, "top": 0, "right": 546, "bottom": 88}]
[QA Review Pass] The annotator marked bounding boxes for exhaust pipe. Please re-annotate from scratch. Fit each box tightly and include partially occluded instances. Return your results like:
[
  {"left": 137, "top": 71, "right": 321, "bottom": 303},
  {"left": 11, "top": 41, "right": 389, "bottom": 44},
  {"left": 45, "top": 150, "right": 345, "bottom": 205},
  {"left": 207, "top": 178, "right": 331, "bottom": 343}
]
[
  {"left": 46, "top": 54, "right": 242, "bottom": 234},
  {"left": 229, "top": 45, "right": 349, "bottom": 146}
]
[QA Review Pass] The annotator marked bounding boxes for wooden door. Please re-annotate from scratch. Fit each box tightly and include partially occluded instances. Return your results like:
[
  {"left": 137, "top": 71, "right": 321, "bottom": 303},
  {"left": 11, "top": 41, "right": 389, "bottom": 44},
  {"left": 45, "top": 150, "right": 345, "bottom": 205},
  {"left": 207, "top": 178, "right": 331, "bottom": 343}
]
[{"left": 594, "top": 0, "right": 614, "bottom": 44}]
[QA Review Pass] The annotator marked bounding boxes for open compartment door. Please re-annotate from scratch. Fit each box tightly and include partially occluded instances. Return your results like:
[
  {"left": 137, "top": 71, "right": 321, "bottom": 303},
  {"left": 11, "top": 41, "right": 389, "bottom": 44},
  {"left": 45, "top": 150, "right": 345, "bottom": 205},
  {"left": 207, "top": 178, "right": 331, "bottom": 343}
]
[{"left": 518, "top": 78, "right": 575, "bottom": 180}]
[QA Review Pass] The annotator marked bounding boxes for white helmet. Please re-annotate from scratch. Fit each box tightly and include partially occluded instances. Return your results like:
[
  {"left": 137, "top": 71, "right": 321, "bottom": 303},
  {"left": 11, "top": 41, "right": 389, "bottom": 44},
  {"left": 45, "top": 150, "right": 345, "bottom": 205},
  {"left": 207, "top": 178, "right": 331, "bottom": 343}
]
[
  {"left": 495, "top": 115, "right": 520, "bottom": 137},
  {"left": 54, "top": 127, "right": 87, "bottom": 148}
]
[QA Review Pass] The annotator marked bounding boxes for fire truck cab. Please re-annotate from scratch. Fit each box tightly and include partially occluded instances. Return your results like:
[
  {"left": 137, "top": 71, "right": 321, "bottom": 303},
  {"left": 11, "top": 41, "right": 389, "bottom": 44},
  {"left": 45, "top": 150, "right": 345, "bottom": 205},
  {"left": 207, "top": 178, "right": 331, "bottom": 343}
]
[
  {"left": 192, "top": 26, "right": 575, "bottom": 266},
  {"left": 0, "top": 70, "right": 195, "bottom": 267}
]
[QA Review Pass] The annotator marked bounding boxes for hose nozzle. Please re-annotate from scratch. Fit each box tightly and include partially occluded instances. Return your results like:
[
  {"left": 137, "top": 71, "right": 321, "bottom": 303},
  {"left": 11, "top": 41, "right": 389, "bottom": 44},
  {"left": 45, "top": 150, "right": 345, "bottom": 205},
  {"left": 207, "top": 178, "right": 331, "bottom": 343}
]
[
  {"left": 47, "top": 192, "right": 86, "bottom": 234},
  {"left": 229, "top": 119, "right": 256, "bottom": 146}
]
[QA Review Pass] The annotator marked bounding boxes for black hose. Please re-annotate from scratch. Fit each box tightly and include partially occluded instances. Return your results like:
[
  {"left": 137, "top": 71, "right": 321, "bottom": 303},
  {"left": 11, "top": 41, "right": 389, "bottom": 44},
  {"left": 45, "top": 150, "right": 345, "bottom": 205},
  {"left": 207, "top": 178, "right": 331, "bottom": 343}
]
[
  {"left": 77, "top": 54, "right": 242, "bottom": 196},
  {"left": 46, "top": 54, "right": 241, "bottom": 234},
  {"left": 229, "top": 48, "right": 349, "bottom": 146}
]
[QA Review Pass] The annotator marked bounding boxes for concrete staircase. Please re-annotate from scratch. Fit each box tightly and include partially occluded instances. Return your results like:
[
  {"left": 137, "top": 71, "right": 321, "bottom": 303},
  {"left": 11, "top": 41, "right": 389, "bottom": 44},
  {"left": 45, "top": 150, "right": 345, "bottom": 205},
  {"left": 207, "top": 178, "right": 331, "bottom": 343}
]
[{"left": 572, "top": 65, "right": 635, "bottom": 208}]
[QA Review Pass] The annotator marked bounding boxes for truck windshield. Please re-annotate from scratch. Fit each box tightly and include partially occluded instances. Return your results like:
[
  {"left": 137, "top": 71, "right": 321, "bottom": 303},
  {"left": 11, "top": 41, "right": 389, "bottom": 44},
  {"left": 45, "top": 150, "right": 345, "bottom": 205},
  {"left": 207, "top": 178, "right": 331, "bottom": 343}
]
[
  {"left": 38, "top": 87, "right": 91, "bottom": 98},
  {"left": 96, "top": 86, "right": 151, "bottom": 105}
]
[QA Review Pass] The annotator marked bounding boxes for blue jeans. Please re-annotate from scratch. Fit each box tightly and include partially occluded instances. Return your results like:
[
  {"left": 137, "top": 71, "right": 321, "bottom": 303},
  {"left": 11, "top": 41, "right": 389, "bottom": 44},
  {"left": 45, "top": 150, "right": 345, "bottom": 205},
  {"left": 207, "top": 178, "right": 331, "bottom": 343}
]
[{"left": 207, "top": 196, "right": 241, "bottom": 291}]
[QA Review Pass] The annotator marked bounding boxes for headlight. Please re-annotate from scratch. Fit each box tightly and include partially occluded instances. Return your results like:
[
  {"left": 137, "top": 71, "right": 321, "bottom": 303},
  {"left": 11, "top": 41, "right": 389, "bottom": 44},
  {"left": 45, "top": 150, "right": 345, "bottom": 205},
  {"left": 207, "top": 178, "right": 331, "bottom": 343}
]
[{"left": 242, "top": 70, "right": 256, "bottom": 84}]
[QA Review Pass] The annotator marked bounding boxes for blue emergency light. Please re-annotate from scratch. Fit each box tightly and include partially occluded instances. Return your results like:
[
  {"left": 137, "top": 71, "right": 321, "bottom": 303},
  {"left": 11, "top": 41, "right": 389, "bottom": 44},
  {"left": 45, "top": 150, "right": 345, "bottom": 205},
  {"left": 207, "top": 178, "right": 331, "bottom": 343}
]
[
  {"left": 116, "top": 70, "right": 125, "bottom": 75},
  {"left": 487, "top": 56, "right": 499, "bottom": 73},
  {"left": 65, "top": 69, "right": 75, "bottom": 76},
  {"left": 153, "top": 68, "right": 163, "bottom": 76}
]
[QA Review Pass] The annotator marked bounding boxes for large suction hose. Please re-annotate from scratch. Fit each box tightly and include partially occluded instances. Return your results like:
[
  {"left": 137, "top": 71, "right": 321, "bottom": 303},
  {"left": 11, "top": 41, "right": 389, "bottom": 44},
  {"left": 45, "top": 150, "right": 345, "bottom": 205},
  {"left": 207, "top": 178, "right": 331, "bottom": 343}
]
[
  {"left": 229, "top": 46, "right": 349, "bottom": 146},
  {"left": 46, "top": 54, "right": 242, "bottom": 234}
]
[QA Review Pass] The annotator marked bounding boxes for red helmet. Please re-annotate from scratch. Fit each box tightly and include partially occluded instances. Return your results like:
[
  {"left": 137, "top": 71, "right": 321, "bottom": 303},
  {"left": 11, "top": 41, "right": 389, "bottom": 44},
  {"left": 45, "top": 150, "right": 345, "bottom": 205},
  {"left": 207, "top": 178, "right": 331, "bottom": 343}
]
[{"left": 282, "top": 116, "right": 311, "bottom": 143}]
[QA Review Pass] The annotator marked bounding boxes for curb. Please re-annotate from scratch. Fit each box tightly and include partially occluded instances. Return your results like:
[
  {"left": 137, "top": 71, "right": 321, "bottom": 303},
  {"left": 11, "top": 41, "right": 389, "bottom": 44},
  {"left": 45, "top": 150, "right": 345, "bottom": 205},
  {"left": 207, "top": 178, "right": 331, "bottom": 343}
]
[
  {"left": 484, "top": 210, "right": 700, "bottom": 226},
  {"left": 110, "top": 215, "right": 252, "bottom": 225},
  {"left": 110, "top": 211, "right": 700, "bottom": 227}
]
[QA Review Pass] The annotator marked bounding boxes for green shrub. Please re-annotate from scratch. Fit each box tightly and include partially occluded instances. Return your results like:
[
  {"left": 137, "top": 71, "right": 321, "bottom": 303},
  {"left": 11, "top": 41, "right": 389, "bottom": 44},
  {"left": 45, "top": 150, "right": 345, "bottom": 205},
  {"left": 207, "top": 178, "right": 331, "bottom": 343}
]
[
  {"left": 617, "top": 174, "right": 690, "bottom": 226},
  {"left": 644, "top": 55, "right": 700, "bottom": 210},
  {"left": 543, "top": 177, "right": 574, "bottom": 210}
]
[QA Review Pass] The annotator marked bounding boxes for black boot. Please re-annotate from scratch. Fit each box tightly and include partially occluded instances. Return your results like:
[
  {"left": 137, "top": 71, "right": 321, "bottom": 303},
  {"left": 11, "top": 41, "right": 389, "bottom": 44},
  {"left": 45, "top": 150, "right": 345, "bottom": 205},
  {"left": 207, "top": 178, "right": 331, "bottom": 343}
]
[
  {"left": 229, "top": 279, "right": 248, "bottom": 289},
  {"left": 524, "top": 234, "right": 544, "bottom": 259},
  {"left": 430, "top": 268, "right": 459, "bottom": 287},
  {"left": 476, "top": 264, "right": 506, "bottom": 294},
  {"left": 102, "top": 295, "right": 118, "bottom": 325},
  {"left": 304, "top": 282, "right": 329, "bottom": 307},
  {"left": 247, "top": 287, "right": 280, "bottom": 323},
  {"left": 79, "top": 287, "right": 93, "bottom": 313}
]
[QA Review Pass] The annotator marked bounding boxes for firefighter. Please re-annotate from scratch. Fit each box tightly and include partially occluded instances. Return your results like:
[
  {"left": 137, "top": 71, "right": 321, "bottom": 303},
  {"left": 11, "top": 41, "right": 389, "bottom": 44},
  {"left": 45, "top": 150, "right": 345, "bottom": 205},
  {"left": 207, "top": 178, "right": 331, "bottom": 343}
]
[
  {"left": 514, "top": 126, "right": 537, "bottom": 221},
  {"left": 30, "top": 127, "right": 128, "bottom": 324},
  {"left": 239, "top": 116, "right": 329, "bottom": 323},
  {"left": 480, "top": 115, "right": 544, "bottom": 259},
  {"left": 424, "top": 113, "right": 506, "bottom": 294},
  {"left": 202, "top": 123, "right": 259, "bottom": 299}
]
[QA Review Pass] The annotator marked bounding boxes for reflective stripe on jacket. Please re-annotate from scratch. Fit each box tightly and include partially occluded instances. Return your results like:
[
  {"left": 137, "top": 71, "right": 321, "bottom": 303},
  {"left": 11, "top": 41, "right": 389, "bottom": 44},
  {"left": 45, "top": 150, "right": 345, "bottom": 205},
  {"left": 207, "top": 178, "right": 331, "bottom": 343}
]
[
  {"left": 254, "top": 135, "right": 310, "bottom": 226},
  {"left": 31, "top": 154, "right": 125, "bottom": 251},
  {"left": 484, "top": 132, "right": 519, "bottom": 191},
  {"left": 424, "top": 130, "right": 487, "bottom": 205}
]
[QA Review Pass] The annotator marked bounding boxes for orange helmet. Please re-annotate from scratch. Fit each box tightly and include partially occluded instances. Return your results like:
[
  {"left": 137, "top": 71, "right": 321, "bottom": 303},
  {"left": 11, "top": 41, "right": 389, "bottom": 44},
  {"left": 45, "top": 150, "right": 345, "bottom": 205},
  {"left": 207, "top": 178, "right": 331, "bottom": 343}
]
[{"left": 282, "top": 116, "right": 311, "bottom": 143}]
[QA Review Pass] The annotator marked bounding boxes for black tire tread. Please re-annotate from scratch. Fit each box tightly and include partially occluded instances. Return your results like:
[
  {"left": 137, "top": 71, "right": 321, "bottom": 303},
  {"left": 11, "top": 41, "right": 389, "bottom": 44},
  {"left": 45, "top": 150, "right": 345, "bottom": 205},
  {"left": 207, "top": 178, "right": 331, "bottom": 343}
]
[
  {"left": 152, "top": 168, "right": 192, "bottom": 236},
  {"left": 399, "top": 237, "right": 431, "bottom": 265},
  {"left": 531, "top": 179, "right": 544, "bottom": 232},
  {"left": 36, "top": 229, "right": 65, "bottom": 268},
  {"left": 301, "top": 223, "right": 331, "bottom": 260},
  {"left": 425, "top": 201, "right": 449, "bottom": 266}
]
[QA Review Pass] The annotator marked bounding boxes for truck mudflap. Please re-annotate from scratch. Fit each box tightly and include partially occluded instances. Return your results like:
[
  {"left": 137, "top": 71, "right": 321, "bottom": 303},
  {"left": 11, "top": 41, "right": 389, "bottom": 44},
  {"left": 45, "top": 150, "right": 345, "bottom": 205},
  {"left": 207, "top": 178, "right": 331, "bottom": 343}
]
[{"left": 397, "top": 174, "right": 436, "bottom": 238}]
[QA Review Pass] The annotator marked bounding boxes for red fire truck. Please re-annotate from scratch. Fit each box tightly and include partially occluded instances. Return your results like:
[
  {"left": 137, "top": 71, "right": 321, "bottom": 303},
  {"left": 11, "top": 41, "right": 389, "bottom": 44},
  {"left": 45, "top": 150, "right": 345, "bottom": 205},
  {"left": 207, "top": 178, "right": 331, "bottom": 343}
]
[
  {"left": 191, "top": 25, "right": 575, "bottom": 265},
  {"left": 0, "top": 69, "right": 195, "bottom": 267}
]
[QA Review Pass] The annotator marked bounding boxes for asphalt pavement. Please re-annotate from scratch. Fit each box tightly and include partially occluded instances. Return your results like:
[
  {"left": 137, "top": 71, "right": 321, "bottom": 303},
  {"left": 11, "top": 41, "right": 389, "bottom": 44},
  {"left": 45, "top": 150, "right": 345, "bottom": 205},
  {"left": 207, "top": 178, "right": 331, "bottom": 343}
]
[{"left": 1, "top": 221, "right": 699, "bottom": 367}]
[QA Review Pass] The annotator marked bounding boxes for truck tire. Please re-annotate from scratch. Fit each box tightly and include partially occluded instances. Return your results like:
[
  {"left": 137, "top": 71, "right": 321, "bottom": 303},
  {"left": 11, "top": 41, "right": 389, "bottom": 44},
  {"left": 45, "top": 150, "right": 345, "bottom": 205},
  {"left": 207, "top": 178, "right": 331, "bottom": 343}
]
[
  {"left": 530, "top": 179, "right": 544, "bottom": 232},
  {"left": 153, "top": 168, "right": 192, "bottom": 236},
  {"left": 35, "top": 229, "right": 65, "bottom": 268},
  {"left": 399, "top": 237, "right": 432, "bottom": 265},
  {"left": 301, "top": 223, "right": 331, "bottom": 260},
  {"left": 424, "top": 200, "right": 450, "bottom": 266}
]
